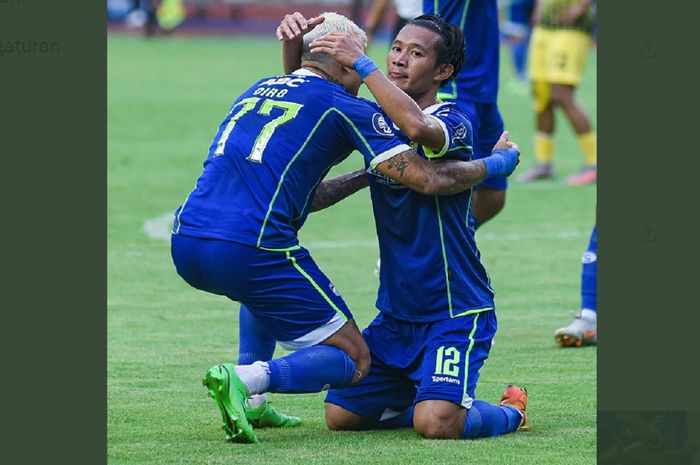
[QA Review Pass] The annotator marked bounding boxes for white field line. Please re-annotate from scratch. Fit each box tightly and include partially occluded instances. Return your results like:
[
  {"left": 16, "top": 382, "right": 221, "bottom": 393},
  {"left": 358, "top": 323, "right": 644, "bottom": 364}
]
[
  {"left": 143, "top": 212, "right": 588, "bottom": 247},
  {"left": 143, "top": 213, "right": 175, "bottom": 241}
]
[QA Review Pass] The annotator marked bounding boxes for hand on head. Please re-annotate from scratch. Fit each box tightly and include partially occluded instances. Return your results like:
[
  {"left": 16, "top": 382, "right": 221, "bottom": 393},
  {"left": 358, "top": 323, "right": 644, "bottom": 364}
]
[
  {"left": 276, "top": 12, "right": 325, "bottom": 41},
  {"left": 309, "top": 29, "right": 366, "bottom": 68}
]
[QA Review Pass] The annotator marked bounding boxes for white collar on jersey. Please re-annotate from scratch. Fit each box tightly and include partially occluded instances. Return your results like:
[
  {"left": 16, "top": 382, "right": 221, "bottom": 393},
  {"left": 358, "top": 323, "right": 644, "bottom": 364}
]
[
  {"left": 423, "top": 101, "right": 451, "bottom": 115},
  {"left": 292, "top": 68, "right": 324, "bottom": 79}
]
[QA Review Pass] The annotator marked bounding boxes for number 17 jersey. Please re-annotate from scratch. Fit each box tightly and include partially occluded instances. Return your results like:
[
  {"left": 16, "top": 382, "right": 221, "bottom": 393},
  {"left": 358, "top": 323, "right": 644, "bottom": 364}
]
[{"left": 172, "top": 69, "right": 410, "bottom": 250}]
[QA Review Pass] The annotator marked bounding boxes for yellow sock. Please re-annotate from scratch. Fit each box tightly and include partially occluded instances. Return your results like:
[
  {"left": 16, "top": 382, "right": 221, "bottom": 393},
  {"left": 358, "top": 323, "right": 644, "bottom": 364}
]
[
  {"left": 534, "top": 132, "right": 554, "bottom": 165},
  {"left": 577, "top": 131, "right": 597, "bottom": 166}
]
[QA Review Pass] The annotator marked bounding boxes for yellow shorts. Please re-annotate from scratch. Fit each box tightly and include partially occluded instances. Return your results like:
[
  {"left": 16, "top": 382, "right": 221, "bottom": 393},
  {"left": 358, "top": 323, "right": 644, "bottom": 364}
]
[{"left": 528, "top": 26, "right": 592, "bottom": 86}]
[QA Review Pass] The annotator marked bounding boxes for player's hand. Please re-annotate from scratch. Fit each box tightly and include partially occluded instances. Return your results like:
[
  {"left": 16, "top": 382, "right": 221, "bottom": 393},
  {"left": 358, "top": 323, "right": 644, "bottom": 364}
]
[
  {"left": 493, "top": 130, "right": 515, "bottom": 150},
  {"left": 484, "top": 132, "right": 520, "bottom": 178},
  {"left": 276, "top": 13, "right": 325, "bottom": 42},
  {"left": 495, "top": 130, "right": 519, "bottom": 152},
  {"left": 309, "top": 29, "right": 365, "bottom": 68}
]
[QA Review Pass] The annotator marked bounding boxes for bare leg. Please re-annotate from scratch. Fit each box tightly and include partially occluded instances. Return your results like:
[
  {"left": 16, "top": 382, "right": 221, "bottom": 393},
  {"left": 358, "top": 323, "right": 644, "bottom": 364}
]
[
  {"left": 471, "top": 187, "right": 506, "bottom": 226},
  {"left": 550, "top": 84, "right": 591, "bottom": 135}
]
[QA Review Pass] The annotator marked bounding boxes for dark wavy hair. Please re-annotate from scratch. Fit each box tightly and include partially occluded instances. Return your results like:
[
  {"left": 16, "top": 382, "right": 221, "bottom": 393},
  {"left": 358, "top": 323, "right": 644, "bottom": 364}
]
[{"left": 406, "top": 14, "right": 465, "bottom": 83}]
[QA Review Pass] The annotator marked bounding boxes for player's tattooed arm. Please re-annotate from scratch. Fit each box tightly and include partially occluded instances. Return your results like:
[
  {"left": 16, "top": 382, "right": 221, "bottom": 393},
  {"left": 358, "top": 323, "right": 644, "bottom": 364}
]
[
  {"left": 376, "top": 150, "right": 487, "bottom": 196},
  {"left": 310, "top": 168, "right": 369, "bottom": 212},
  {"left": 375, "top": 132, "right": 518, "bottom": 196}
]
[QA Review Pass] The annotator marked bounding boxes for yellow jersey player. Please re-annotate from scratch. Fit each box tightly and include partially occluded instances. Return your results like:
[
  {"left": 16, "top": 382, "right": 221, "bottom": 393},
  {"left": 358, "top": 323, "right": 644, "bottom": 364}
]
[{"left": 518, "top": 0, "right": 597, "bottom": 185}]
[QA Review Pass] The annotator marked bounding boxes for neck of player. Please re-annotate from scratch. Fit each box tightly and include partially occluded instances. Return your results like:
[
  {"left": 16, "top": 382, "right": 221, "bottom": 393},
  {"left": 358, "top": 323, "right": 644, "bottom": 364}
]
[
  {"left": 301, "top": 62, "right": 341, "bottom": 86},
  {"left": 409, "top": 88, "right": 440, "bottom": 111}
]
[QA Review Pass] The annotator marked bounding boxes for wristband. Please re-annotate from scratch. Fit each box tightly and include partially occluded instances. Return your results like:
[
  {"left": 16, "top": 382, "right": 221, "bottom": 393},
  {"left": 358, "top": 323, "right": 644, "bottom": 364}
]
[
  {"left": 483, "top": 148, "right": 519, "bottom": 178},
  {"left": 352, "top": 55, "right": 378, "bottom": 80},
  {"left": 482, "top": 155, "right": 500, "bottom": 179}
]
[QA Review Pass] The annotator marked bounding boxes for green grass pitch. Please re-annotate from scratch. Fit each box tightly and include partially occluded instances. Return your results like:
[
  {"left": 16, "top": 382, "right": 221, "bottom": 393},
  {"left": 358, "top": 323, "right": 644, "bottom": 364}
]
[{"left": 108, "top": 35, "right": 596, "bottom": 464}]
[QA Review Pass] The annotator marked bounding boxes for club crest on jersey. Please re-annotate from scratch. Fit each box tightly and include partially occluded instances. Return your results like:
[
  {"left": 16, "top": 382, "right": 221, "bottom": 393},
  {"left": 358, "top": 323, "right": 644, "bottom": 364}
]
[
  {"left": 372, "top": 113, "right": 394, "bottom": 136},
  {"left": 452, "top": 123, "right": 467, "bottom": 142}
]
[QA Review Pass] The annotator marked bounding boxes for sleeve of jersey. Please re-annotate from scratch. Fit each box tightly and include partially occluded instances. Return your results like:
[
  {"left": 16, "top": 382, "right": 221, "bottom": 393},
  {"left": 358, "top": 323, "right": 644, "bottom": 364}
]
[
  {"left": 422, "top": 110, "right": 474, "bottom": 161},
  {"left": 337, "top": 98, "right": 411, "bottom": 169}
]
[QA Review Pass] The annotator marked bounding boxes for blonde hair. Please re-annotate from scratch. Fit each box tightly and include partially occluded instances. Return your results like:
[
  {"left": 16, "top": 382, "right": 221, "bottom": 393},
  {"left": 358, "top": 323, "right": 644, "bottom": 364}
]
[{"left": 302, "top": 12, "right": 367, "bottom": 57}]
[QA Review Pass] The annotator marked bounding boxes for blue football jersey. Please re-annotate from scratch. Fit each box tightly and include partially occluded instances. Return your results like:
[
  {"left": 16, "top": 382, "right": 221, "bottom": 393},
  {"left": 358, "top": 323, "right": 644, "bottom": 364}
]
[
  {"left": 173, "top": 69, "right": 411, "bottom": 249},
  {"left": 424, "top": 0, "right": 500, "bottom": 103},
  {"left": 368, "top": 102, "right": 495, "bottom": 322}
]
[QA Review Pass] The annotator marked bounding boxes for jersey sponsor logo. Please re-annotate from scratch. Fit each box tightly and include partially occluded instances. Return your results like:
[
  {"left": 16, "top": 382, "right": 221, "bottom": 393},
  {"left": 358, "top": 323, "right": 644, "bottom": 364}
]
[
  {"left": 582, "top": 251, "right": 597, "bottom": 264},
  {"left": 259, "top": 77, "right": 308, "bottom": 88},
  {"left": 431, "top": 375, "right": 461, "bottom": 385},
  {"left": 372, "top": 113, "right": 394, "bottom": 136}
]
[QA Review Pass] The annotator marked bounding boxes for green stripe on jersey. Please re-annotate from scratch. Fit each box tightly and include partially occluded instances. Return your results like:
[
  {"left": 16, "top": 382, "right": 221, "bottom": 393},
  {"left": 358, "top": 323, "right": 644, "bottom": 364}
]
[
  {"left": 461, "top": 312, "right": 480, "bottom": 407},
  {"left": 285, "top": 250, "right": 348, "bottom": 322},
  {"left": 257, "top": 108, "right": 377, "bottom": 248},
  {"left": 434, "top": 196, "right": 454, "bottom": 317}
]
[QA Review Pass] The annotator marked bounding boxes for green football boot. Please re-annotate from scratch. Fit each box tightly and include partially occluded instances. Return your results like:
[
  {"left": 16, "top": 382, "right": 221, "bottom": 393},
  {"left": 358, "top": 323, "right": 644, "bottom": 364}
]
[
  {"left": 202, "top": 363, "right": 259, "bottom": 444},
  {"left": 245, "top": 399, "right": 302, "bottom": 428}
]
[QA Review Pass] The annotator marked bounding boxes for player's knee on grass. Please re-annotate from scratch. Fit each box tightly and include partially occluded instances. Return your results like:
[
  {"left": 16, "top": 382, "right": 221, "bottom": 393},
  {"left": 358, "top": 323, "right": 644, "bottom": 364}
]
[
  {"left": 472, "top": 187, "right": 506, "bottom": 225},
  {"left": 413, "top": 400, "right": 466, "bottom": 439},
  {"left": 324, "top": 403, "right": 373, "bottom": 431}
]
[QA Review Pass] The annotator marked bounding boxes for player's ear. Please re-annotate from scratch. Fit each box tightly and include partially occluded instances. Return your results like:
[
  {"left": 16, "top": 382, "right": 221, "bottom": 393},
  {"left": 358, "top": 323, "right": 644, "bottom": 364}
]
[{"left": 435, "top": 63, "right": 454, "bottom": 83}]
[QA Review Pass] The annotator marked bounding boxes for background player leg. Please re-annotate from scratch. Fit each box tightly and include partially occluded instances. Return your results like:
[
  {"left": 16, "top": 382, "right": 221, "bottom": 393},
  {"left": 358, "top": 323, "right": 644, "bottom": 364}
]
[
  {"left": 550, "top": 84, "right": 597, "bottom": 185},
  {"left": 518, "top": 81, "right": 555, "bottom": 181},
  {"left": 471, "top": 187, "right": 506, "bottom": 227},
  {"left": 470, "top": 103, "right": 509, "bottom": 228},
  {"left": 555, "top": 225, "right": 597, "bottom": 347}
]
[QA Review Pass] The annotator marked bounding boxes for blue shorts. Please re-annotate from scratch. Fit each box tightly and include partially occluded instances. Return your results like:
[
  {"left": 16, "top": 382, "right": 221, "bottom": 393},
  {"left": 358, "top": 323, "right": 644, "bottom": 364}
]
[
  {"left": 456, "top": 101, "right": 507, "bottom": 191},
  {"left": 325, "top": 310, "right": 497, "bottom": 417},
  {"left": 171, "top": 234, "right": 352, "bottom": 348}
]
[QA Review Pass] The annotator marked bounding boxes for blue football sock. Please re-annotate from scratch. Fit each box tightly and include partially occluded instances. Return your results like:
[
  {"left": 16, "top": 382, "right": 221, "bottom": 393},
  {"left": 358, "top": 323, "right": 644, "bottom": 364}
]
[
  {"left": 581, "top": 226, "right": 597, "bottom": 312},
  {"left": 238, "top": 305, "right": 277, "bottom": 364},
  {"left": 461, "top": 400, "right": 522, "bottom": 439},
  {"left": 511, "top": 37, "right": 530, "bottom": 81},
  {"left": 267, "top": 345, "right": 356, "bottom": 393}
]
